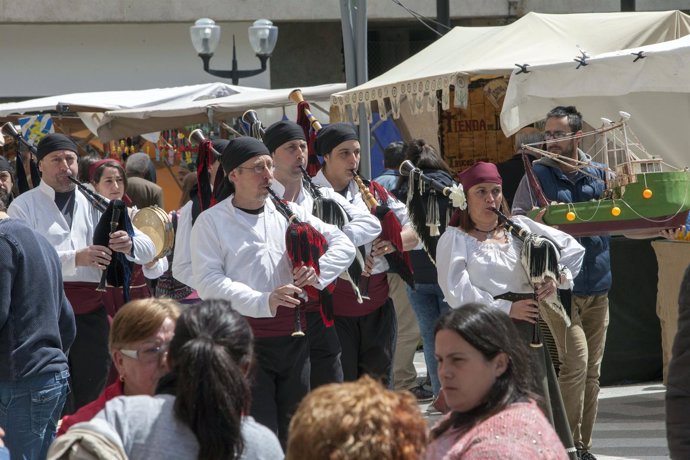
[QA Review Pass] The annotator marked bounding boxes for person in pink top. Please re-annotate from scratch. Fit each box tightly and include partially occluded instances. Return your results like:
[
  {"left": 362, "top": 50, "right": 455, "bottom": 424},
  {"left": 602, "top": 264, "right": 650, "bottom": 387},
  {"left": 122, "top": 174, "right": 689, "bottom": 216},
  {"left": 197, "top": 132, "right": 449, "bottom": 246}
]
[
  {"left": 57, "top": 298, "right": 180, "bottom": 435},
  {"left": 426, "top": 303, "right": 568, "bottom": 460}
]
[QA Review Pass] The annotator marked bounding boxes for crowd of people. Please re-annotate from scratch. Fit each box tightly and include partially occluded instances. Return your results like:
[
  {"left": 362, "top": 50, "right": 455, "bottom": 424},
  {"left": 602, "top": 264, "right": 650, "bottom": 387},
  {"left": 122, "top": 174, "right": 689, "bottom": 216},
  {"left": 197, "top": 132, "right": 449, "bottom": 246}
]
[{"left": 2, "top": 105, "right": 659, "bottom": 460}]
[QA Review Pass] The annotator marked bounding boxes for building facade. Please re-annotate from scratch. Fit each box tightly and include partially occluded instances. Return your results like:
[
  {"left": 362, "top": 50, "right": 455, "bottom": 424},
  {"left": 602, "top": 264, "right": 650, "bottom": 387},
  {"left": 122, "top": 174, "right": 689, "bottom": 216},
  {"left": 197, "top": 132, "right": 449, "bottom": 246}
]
[{"left": 0, "top": 0, "right": 687, "bottom": 98}]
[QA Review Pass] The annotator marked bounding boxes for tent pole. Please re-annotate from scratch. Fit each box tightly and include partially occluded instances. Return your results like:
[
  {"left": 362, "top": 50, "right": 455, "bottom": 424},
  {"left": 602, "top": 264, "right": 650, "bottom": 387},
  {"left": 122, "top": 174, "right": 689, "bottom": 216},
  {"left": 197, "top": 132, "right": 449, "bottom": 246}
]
[
  {"left": 436, "top": 0, "right": 450, "bottom": 35},
  {"left": 621, "top": 0, "right": 635, "bottom": 11}
]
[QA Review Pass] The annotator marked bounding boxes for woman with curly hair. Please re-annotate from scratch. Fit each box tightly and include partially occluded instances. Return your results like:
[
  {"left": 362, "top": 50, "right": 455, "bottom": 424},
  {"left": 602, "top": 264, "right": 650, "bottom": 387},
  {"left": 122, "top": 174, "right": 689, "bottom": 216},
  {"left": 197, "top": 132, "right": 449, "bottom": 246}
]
[{"left": 286, "top": 375, "right": 427, "bottom": 460}]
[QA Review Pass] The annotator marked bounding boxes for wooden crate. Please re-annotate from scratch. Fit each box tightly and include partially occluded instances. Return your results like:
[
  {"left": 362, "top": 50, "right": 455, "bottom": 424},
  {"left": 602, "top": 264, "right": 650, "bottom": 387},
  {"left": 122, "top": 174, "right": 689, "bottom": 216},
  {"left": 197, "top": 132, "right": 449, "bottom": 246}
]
[{"left": 440, "top": 82, "right": 515, "bottom": 174}]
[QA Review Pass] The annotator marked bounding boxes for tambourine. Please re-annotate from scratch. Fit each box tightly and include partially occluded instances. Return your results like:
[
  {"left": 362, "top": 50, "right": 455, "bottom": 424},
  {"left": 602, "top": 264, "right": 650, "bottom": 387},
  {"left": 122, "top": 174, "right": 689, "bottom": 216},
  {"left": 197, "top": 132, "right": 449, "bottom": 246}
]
[{"left": 132, "top": 205, "right": 174, "bottom": 260}]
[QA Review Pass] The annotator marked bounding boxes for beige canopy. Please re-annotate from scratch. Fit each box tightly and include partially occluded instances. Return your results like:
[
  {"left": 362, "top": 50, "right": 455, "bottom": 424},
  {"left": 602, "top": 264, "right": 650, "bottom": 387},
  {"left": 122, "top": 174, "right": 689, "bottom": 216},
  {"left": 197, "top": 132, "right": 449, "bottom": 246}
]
[{"left": 330, "top": 10, "right": 690, "bottom": 132}]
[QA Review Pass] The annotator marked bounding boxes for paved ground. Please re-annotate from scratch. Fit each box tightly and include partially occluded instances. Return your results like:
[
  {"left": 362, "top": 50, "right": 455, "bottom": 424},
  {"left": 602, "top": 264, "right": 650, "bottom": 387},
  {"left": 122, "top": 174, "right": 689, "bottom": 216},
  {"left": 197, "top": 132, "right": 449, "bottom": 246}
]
[{"left": 413, "top": 352, "right": 669, "bottom": 460}]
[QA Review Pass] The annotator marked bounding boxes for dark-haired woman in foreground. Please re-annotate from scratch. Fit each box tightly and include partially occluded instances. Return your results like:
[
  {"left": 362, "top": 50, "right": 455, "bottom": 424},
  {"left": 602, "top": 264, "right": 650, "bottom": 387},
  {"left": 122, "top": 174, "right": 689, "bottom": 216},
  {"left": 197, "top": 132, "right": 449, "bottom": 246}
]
[
  {"left": 426, "top": 304, "right": 567, "bottom": 459},
  {"left": 68, "top": 299, "right": 283, "bottom": 460}
]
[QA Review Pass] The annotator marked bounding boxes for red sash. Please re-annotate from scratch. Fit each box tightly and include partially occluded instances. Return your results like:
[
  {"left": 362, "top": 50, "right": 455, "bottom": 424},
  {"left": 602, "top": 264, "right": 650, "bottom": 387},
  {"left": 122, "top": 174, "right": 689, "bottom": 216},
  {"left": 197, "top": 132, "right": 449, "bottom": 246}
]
[{"left": 64, "top": 282, "right": 104, "bottom": 315}]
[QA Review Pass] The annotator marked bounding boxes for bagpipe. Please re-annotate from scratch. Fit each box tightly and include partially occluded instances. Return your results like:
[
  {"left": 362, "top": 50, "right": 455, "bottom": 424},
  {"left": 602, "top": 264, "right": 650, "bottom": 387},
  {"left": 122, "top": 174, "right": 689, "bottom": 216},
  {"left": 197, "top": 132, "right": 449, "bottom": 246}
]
[
  {"left": 238, "top": 110, "right": 335, "bottom": 334},
  {"left": 1, "top": 122, "right": 42, "bottom": 193},
  {"left": 398, "top": 159, "right": 466, "bottom": 263},
  {"left": 288, "top": 89, "right": 323, "bottom": 176},
  {"left": 490, "top": 207, "right": 564, "bottom": 348},
  {"left": 286, "top": 91, "right": 367, "bottom": 302},
  {"left": 290, "top": 89, "right": 414, "bottom": 297},
  {"left": 67, "top": 175, "right": 134, "bottom": 300},
  {"left": 351, "top": 170, "right": 414, "bottom": 295}
]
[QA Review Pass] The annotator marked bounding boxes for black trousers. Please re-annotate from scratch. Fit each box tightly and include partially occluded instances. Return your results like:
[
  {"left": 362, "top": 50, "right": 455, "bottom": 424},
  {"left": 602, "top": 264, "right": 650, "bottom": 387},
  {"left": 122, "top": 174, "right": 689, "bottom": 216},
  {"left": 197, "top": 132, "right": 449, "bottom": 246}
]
[
  {"left": 334, "top": 300, "right": 397, "bottom": 387},
  {"left": 306, "top": 311, "right": 344, "bottom": 389},
  {"left": 250, "top": 335, "right": 310, "bottom": 450},
  {"left": 64, "top": 306, "right": 111, "bottom": 415}
]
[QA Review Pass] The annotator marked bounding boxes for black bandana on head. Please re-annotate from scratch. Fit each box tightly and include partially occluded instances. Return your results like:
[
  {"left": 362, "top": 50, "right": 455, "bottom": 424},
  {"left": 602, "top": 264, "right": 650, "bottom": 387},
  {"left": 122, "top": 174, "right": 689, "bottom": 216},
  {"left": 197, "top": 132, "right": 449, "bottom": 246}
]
[
  {"left": 221, "top": 137, "right": 271, "bottom": 173},
  {"left": 0, "top": 156, "right": 14, "bottom": 176},
  {"left": 36, "top": 133, "right": 78, "bottom": 162},
  {"left": 314, "top": 123, "right": 358, "bottom": 157},
  {"left": 263, "top": 120, "right": 306, "bottom": 153}
]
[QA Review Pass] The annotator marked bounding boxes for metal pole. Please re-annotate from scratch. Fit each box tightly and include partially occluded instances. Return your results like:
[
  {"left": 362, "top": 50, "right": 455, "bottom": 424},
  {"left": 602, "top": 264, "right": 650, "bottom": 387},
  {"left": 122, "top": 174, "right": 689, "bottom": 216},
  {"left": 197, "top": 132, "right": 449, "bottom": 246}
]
[
  {"left": 621, "top": 0, "right": 635, "bottom": 11},
  {"left": 354, "top": 0, "right": 371, "bottom": 179},
  {"left": 436, "top": 0, "right": 450, "bottom": 35},
  {"left": 340, "top": 0, "right": 371, "bottom": 179}
]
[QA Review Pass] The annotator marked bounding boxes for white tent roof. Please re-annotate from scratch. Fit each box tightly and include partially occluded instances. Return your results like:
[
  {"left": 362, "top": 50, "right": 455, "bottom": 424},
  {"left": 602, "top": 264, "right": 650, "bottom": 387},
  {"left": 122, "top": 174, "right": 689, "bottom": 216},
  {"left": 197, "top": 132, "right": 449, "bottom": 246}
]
[
  {"left": 0, "top": 82, "right": 243, "bottom": 116},
  {"left": 501, "top": 34, "right": 690, "bottom": 168},
  {"left": 330, "top": 11, "right": 690, "bottom": 123},
  {"left": 94, "top": 83, "right": 345, "bottom": 141},
  {"left": 0, "top": 82, "right": 345, "bottom": 142}
]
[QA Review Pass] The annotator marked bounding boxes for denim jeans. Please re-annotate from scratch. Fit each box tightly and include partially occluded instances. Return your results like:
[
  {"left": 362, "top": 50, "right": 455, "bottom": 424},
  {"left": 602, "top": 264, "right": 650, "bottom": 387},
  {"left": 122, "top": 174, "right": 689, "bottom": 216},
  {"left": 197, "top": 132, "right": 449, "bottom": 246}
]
[
  {"left": 0, "top": 369, "right": 70, "bottom": 460},
  {"left": 406, "top": 283, "right": 451, "bottom": 396}
]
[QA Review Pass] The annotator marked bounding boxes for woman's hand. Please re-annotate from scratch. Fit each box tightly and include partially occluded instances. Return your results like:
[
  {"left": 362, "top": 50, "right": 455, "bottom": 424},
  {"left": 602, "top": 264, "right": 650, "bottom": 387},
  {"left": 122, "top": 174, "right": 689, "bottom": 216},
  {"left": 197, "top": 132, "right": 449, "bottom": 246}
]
[
  {"left": 534, "top": 277, "right": 557, "bottom": 301},
  {"left": 509, "top": 299, "right": 540, "bottom": 324}
]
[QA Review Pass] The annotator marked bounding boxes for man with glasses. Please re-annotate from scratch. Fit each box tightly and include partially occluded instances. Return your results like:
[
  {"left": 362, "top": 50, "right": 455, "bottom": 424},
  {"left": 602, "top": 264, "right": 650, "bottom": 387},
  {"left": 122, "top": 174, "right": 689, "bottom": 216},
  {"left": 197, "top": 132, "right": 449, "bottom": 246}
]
[
  {"left": 512, "top": 106, "right": 610, "bottom": 460},
  {"left": 191, "top": 136, "right": 355, "bottom": 447},
  {"left": 263, "top": 120, "right": 381, "bottom": 390}
]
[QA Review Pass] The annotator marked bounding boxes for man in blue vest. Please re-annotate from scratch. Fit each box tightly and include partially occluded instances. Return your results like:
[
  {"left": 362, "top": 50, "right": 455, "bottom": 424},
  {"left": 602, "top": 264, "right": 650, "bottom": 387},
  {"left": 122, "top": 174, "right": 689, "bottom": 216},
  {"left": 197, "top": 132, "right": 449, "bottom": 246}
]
[{"left": 512, "top": 106, "right": 610, "bottom": 460}]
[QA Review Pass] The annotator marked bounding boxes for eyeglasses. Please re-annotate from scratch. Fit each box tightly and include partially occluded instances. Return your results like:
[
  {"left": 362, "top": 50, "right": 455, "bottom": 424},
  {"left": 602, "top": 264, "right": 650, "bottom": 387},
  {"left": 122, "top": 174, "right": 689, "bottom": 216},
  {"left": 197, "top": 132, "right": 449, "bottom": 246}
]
[
  {"left": 120, "top": 343, "right": 169, "bottom": 364},
  {"left": 543, "top": 131, "right": 573, "bottom": 140},
  {"left": 236, "top": 163, "right": 275, "bottom": 174}
]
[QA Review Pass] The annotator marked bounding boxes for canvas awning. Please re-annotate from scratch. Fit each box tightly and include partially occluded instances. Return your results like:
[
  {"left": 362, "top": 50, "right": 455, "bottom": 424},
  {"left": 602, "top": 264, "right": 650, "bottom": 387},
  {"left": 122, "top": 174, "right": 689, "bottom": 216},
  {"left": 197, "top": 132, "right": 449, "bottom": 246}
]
[
  {"left": 94, "top": 83, "right": 345, "bottom": 141},
  {"left": 500, "top": 34, "right": 690, "bottom": 169},
  {"left": 330, "top": 11, "right": 690, "bottom": 125}
]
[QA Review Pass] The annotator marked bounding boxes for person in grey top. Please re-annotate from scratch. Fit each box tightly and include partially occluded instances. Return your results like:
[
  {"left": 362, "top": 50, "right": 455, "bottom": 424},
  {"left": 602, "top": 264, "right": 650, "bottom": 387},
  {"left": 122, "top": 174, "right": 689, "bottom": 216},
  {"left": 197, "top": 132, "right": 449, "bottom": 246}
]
[{"left": 60, "top": 299, "right": 283, "bottom": 460}]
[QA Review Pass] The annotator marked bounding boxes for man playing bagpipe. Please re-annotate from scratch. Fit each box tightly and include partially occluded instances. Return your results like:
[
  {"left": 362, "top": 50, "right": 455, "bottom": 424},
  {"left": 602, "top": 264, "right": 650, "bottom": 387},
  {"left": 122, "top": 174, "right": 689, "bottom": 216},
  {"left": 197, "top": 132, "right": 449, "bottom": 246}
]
[
  {"left": 190, "top": 137, "right": 355, "bottom": 447},
  {"left": 8, "top": 133, "right": 157, "bottom": 414},
  {"left": 311, "top": 123, "right": 419, "bottom": 387},
  {"left": 263, "top": 120, "right": 381, "bottom": 389}
]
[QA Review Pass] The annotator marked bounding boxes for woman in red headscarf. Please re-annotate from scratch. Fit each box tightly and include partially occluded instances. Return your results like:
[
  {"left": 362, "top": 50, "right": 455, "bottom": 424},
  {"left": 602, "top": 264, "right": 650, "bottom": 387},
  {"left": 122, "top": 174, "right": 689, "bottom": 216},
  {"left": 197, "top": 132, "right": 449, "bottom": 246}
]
[
  {"left": 89, "top": 159, "right": 167, "bottom": 316},
  {"left": 434, "top": 161, "right": 584, "bottom": 457}
]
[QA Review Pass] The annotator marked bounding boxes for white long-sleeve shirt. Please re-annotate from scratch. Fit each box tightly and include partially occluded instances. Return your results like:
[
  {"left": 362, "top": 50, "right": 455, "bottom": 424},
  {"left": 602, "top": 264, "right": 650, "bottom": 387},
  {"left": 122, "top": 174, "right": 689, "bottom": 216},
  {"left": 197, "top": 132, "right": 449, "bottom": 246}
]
[
  {"left": 436, "top": 215, "right": 585, "bottom": 315},
  {"left": 171, "top": 201, "right": 194, "bottom": 288},
  {"left": 312, "top": 170, "right": 412, "bottom": 275},
  {"left": 191, "top": 195, "right": 355, "bottom": 318},
  {"left": 271, "top": 179, "right": 381, "bottom": 248},
  {"left": 8, "top": 180, "right": 156, "bottom": 283}
]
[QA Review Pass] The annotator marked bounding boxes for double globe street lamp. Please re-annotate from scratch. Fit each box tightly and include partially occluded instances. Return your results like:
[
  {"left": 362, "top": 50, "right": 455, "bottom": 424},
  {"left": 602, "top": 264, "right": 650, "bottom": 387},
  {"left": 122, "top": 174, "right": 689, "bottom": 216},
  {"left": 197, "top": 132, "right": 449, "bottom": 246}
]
[{"left": 190, "top": 18, "right": 278, "bottom": 85}]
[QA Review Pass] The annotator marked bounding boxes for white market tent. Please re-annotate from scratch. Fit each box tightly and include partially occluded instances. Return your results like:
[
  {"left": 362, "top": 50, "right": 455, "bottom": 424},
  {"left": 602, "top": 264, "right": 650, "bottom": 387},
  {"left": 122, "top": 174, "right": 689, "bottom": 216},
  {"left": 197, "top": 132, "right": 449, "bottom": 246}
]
[
  {"left": 329, "top": 11, "right": 690, "bottom": 152},
  {"left": 0, "top": 83, "right": 242, "bottom": 138},
  {"left": 95, "top": 83, "right": 345, "bottom": 141},
  {"left": 500, "top": 34, "right": 690, "bottom": 169},
  {"left": 0, "top": 82, "right": 344, "bottom": 142}
]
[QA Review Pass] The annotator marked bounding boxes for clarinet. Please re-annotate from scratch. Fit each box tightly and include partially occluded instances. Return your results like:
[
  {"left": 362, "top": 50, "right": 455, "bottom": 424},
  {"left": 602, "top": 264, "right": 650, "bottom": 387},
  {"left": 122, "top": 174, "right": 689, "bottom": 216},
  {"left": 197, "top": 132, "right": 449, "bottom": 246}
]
[
  {"left": 266, "top": 187, "right": 305, "bottom": 337},
  {"left": 490, "top": 206, "right": 545, "bottom": 348}
]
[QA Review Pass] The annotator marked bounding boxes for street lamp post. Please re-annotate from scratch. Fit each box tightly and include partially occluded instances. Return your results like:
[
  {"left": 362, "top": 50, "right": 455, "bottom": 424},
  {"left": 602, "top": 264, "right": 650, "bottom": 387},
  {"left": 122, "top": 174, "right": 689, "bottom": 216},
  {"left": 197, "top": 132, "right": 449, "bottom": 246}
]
[{"left": 190, "top": 18, "right": 278, "bottom": 85}]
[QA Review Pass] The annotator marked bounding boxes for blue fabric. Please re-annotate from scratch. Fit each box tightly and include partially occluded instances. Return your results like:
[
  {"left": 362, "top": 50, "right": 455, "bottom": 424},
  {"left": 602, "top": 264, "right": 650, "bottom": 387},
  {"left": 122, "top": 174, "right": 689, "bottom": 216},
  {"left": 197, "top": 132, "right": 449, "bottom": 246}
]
[
  {"left": 0, "top": 446, "right": 9, "bottom": 460},
  {"left": 533, "top": 162, "right": 612, "bottom": 295},
  {"left": 406, "top": 283, "right": 451, "bottom": 396},
  {"left": 370, "top": 113, "right": 403, "bottom": 178},
  {"left": 373, "top": 170, "right": 399, "bottom": 191},
  {"left": 0, "top": 369, "right": 70, "bottom": 460},
  {"left": 0, "top": 219, "right": 74, "bottom": 381}
]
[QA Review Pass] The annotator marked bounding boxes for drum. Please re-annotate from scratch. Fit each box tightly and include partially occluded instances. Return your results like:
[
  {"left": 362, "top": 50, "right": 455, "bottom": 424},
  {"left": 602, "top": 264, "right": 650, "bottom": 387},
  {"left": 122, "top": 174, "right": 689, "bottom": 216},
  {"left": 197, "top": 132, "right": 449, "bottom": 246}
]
[{"left": 132, "top": 205, "right": 174, "bottom": 260}]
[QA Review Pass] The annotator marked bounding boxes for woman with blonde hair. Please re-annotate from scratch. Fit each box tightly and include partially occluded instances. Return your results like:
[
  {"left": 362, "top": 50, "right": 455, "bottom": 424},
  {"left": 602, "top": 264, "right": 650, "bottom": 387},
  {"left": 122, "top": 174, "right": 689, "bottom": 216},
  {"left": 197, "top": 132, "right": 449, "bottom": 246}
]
[
  {"left": 287, "top": 376, "right": 428, "bottom": 460},
  {"left": 58, "top": 298, "right": 181, "bottom": 434}
]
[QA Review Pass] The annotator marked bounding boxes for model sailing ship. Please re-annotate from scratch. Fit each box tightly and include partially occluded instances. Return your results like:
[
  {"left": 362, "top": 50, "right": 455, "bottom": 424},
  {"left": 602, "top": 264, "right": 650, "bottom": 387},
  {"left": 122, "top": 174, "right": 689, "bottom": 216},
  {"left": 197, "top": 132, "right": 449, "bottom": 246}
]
[{"left": 522, "top": 112, "right": 690, "bottom": 237}]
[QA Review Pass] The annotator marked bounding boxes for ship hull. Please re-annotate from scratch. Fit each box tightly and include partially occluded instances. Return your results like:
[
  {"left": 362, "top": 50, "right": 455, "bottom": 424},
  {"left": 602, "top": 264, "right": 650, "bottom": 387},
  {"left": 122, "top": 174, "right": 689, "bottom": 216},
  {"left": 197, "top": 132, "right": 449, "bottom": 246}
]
[{"left": 527, "top": 171, "right": 690, "bottom": 237}]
